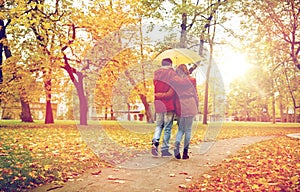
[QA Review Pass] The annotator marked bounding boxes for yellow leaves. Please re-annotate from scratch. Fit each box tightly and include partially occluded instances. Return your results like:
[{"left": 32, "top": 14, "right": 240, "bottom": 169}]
[
  {"left": 290, "top": 175, "right": 299, "bottom": 185},
  {"left": 185, "top": 136, "right": 300, "bottom": 191},
  {"left": 44, "top": 164, "right": 51, "bottom": 171},
  {"left": 202, "top": 174, "right": 212, "bottom": 179},
  {"left": 28, "top": 171, "right": 38, "bottom": 179},
  {"left": 0, "top": 122, "right": 299, "bottom": 191},
  {"left": 43, "top": 22, "right": 51, "bottom": 30},
  {"left": 0, "top": 125, "right": 105, "bottom": 191},
  {"left": 251, "top": 184, "right": 259, "bottom": 190}
]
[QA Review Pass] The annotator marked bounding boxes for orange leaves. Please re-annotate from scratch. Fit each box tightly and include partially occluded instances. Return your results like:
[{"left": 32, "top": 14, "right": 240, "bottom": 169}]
[
  {"left": 91, "top": 170, "right": 102, "bottom": 175},
  {"left": 185, "top": 136, "right": 300, "bottom": 191},
  {"left": 0, "top": 125, "right": 106, "bottom": 191},
  {"left": 0, "top": 122, "right": 299, "bottom": 191}
]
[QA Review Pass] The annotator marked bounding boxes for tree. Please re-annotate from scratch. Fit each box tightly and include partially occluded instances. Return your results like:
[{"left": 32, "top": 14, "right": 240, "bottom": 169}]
[
  {"left": 240, "top": 0, "right": 300, "bottom": 119},
  {"left": 1, "top": 0, "right": 70, "bottom": 124},
  {"left": 0, "top": 4, "right": 33, "bottom": 122},
  {"left": 70, "top": 0, "right": 140, "bottom": 124}
]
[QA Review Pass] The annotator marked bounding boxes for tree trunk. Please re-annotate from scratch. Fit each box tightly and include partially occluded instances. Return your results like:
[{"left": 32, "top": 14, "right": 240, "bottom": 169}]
[
  {"left": 0, "top": 19, "right": 4, "bottom": 84},
  {"left": 180, "top": 12, "right": 187, "bottom": 48},
  {"left": 127, "top": 103, "right": 131, "bottom": 121},
  {"left": 203, "top": 44, "right": 213, "bottom": 124},
  {"left": 140, "top": 94, "right": 154, "bottom": 123},
  {"left": 45, "top": 100, "right": 54, "bottom": 123},
  {"left": 44, "top": 79, "right": 54, "bottom": 124},
  {"left": 75, "top": 72, "right": 88, "bottom": 125},
  {"left": 124, "top": 70, "right": 154, "bottom": 123},
  {"left": 272, "top": 94, "right": 275, "bottom": 124},
  {"left": 0, "top": 41, "right": 3, "bottom": 84},
  {"left": 20, "top": 89, "right": 33, "bottom": 122},
  {"left": 105, "top": 106, "right": 108, "bottom": 120},
  {"left": 62, "top": 56, "right": 88, "bottom": 125},
  {"left": 203, "top": 78, "right": 209, "bottom": 124},
  {"left": 110, "top": 105, "right": 114, "bottom": 120},
  {"left": 293, "top": 108, "right": 297, "bottom": 123},
  {"left": 79, "top": 94, "right": 88, "bottom": 125},
  {"left": 279, "top": 98, "right": 284, "bottom": 122}
]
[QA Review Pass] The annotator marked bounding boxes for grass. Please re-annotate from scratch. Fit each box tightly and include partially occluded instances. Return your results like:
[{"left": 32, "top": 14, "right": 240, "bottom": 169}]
[{"left": 0, "top": 120, "right": 299, "bottom": 191}]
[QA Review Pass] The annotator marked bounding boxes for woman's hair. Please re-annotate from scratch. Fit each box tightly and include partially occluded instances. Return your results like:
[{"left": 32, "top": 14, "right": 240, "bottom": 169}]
[{"left": 176, "top": 64, "right": 189, "bottom": 77}]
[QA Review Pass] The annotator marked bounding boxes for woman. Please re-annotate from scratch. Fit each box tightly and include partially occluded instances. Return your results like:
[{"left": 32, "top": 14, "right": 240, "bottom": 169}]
[{"left": 156, "top": 64, "right": 199, "bottom": 159}]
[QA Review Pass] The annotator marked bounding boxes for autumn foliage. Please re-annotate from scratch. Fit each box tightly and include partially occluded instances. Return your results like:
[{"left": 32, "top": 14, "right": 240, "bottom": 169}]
[
  {"left": 0, "top": 124, "right": 107, "bottom": 191},
  {"left": 183, "top": 136, "right": 300, "bottom": 192},
  {"left": 0, "top": 121, "right": 299, "bottom": 191}
]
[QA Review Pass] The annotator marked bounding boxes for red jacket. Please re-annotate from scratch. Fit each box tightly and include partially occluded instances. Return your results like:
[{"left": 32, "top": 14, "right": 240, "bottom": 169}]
[{"left": 153, "top": 66, "right": 190, "bottom": 113}]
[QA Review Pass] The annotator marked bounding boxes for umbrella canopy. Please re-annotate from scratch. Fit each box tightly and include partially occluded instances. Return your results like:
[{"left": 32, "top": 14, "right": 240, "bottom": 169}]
[{"left": 153, "top": 48, "right": 203, "bottom": 66}]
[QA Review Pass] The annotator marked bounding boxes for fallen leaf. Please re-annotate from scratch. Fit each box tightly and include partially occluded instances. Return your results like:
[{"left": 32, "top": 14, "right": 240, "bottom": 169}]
[
  {"left": 185, "top": 175, "right": 193, "bottom": 181},
  {"left": 114, "top": 180, "right": 125, "bottom": 184},
  {"left": 179, "top": 171, "right": 188, "bottom": 175},
  {"left": 107, "top": 175, "right": 118, "bottom": 180},
  {"left": 203, "top": 174, "right": 212, "bottom": 179},
  {"left": 91, "top": 170, "right": 102, "bottom": 175},
  {"left": 169, "top": 173, "right": 176, "bottom": 177}
]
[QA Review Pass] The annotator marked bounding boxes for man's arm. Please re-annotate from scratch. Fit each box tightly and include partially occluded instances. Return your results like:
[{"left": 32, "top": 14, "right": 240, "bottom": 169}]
[{"left": 155, "top": 88, "right": 174, "bottom": 99}]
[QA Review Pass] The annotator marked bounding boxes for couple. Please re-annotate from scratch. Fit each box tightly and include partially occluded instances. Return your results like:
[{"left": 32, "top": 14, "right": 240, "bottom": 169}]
[{"left": 152, "top": 58, "right": 199, "bottom": 159}]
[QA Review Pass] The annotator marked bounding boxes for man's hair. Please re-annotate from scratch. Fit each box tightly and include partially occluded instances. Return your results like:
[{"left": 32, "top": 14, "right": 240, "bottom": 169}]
[{"left": 162, "top": 58, "right": 172, "bottom": 66}]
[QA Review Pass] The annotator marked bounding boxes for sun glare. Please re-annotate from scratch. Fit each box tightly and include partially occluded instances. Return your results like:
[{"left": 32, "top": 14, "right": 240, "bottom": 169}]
[{"left": 217, "top": 49, "right": 251, "bottom": 89}]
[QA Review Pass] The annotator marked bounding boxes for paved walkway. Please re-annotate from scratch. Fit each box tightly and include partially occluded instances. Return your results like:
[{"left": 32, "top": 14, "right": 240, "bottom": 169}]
[
  {"left": 31, "top": 136, "right": 275, "bottom": 192},
  {"left": 286, "top": 133, "right": 300, "bottom": 139}
]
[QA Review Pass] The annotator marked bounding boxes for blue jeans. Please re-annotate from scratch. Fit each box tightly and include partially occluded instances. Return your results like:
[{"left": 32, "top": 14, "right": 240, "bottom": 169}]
[
  {"left": 152, "top": 112, "right": 174, "bottom": 152},
  {"left": 176, "top": 116, "right": 194, "bottom": 149}
]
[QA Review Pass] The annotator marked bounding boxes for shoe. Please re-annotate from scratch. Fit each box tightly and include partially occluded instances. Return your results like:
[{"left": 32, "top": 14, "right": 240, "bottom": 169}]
[
  {"left": 174, "top": 149, "right": 181, "bottom": 159},
  {"left": 174, "top": 141, "right": 181, "bottom": 159},
  {"left": 161, "top": 150, "right": 172, "bottom": 157},
  {"left": 151, "top": 144, "right": 158, "bottom": 157},
  {"left": 182, "top": 148, "right": 189, "bottom": 159}
]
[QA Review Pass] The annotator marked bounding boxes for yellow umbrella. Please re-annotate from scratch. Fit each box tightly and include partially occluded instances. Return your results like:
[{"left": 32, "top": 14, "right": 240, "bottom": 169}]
[{"left": 153, "top": 48, "right": 203, "bottom": 66}]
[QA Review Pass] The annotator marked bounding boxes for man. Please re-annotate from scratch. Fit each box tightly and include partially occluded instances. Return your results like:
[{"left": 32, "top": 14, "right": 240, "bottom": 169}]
[{"left": 152, "top": 58, "right": 191, "bottom": 157}]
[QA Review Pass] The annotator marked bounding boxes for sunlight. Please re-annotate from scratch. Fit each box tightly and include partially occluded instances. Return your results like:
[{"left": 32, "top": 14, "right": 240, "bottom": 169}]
[{"left": 216, "top": 48, "right": 252, "bottom": 89}]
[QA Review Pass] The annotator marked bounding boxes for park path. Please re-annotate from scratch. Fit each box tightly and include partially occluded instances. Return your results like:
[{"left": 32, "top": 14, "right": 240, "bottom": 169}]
[{"left": 31, "top": 136, "right": 275, "bottom": 192}]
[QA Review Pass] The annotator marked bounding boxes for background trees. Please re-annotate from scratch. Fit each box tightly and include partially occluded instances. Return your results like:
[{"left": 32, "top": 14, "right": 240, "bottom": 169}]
[
  {"left": 236, "top": 0, "right": 300, "bottom": 122},
  {"left": 0, "top": 0, "right": 299, "bottom": 124}
]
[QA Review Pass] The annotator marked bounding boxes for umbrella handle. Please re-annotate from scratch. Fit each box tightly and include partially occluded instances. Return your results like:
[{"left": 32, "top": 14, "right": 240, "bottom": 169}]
[{"left": 189, "top": 63, "right": 198, "bottom": 74}]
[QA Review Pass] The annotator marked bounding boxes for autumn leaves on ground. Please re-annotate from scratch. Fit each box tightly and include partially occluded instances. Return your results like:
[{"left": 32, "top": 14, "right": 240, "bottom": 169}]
[{"left": 0, "top": 121, "right": 299, "bottom": 191}]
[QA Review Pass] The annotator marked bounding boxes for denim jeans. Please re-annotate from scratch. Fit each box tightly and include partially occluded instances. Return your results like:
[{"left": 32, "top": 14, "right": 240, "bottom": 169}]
[
  {"left": 152, "top": 112, "right": 174, "bottom": 152},
  {"left": 176, "top": 116, "right": 194, "bottom": 149}
]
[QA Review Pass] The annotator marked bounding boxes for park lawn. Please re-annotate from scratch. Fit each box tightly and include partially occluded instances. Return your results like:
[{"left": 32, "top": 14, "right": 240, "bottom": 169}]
[
  {"left": 0, "top": 122, "right": 107, "bottom": 191},
  {"left": 183, "top": 136, "right": 300, "bottom": 192},
  {"left": 0, "top": 120, "right": 299, "bottom": 191}
]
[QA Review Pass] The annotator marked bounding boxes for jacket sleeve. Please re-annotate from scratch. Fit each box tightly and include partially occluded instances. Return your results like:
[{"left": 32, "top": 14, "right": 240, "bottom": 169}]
[{"left": 155, "top": 88, "right": 174, "bottom": 99}]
